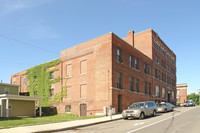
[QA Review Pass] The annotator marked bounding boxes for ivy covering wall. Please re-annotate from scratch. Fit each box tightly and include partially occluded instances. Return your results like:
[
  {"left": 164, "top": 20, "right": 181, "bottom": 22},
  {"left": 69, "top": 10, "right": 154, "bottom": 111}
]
[{"left": 24, "top": 59, "right": 65, "bottom": 107}]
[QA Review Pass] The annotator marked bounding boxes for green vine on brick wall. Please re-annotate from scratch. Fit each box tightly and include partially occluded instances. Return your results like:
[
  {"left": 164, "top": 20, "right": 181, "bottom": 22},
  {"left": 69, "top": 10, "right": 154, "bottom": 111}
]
[{"left": 24, "top": 59, "right": 65, "bottom": 107}]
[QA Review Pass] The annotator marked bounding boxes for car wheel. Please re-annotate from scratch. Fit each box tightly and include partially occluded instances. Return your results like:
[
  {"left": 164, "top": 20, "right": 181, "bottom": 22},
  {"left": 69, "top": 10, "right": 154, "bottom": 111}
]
[
  {"left": 152, "top": 110, "right": 156, "bottom": 116},
  {"left": 171, "top": 107, "right": 174, "bottom": 111},
  {"left": 124, "top": 117, "right": 128, "bottom": 120},
  {"left": 164, "top": 109, "right": 167, "bottom": 113},
  {"left": 139, "top": 112, "right": 145, "bottom": 120}
]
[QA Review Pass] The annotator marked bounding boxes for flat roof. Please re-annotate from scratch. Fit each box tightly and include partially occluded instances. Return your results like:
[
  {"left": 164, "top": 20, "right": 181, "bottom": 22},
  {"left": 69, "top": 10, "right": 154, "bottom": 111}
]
[
  {"left": 0, "top": 83, "right": 19, "bottom": 87},
  {"left": 0, "top": 94, "right": 42, "bottom": 101}
]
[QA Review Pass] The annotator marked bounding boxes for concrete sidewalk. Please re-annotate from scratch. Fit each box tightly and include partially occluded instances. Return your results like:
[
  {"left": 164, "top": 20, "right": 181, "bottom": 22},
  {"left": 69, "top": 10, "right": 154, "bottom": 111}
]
[{"left": 0, "top": 114, "right": 122, "bottom": 133}]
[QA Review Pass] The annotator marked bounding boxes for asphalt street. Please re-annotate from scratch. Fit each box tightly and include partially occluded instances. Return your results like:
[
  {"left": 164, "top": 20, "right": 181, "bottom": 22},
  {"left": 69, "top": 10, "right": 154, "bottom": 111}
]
[{"left": 57, "top": 106, "right": 200, "bottom": 133}]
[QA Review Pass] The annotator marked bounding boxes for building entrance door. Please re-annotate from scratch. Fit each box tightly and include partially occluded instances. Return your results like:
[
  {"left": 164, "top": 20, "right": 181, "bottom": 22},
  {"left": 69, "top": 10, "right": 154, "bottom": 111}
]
[
  {"left": 80, "top": 104, "right": 87, "bottom": 116},
  {"left": 168, "top": 93, "right": 170, "bottom": 103},
  {"left": 118, "top": 95, "right": 122, "bottom": 113}
]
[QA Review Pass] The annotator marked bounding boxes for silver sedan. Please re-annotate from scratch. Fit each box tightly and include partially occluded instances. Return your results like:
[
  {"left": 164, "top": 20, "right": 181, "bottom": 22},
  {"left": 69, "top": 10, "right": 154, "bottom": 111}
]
[{"left": 157, "top": 103, "right": 174, "bottom": 113}]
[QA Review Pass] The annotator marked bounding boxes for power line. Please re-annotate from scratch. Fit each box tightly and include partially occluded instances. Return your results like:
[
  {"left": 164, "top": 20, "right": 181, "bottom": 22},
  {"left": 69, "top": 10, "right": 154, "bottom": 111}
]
[{"left": 0, "top": 34, "right": 60, "bottom": 55}]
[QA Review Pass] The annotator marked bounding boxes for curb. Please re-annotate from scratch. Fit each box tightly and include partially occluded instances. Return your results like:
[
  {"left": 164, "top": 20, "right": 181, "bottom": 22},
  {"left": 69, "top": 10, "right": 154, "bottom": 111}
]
[{"left": 33, "top": 117, "right": 123, "bottom": 133}]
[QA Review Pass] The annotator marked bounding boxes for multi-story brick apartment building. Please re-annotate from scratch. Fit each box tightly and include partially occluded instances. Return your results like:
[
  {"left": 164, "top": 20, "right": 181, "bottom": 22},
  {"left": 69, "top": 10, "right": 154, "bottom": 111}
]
[
  {"left": 10, "top": 29, "right": 176, "bottom": 116},
  {"left": 176, "top": 83, "right": 187, "bottom": 104}
]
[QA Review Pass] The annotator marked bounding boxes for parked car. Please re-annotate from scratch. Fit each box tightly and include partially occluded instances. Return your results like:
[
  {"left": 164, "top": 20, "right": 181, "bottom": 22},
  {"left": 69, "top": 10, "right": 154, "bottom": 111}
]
[
  {"left": 184, "top": 100, "right": 195, "bottom": 107},
  {"left": 157, "top": 103, "right": 174, "bottom": 113},
  {"left": 122, "top": 101, "right": 157, "bottom": 120}
]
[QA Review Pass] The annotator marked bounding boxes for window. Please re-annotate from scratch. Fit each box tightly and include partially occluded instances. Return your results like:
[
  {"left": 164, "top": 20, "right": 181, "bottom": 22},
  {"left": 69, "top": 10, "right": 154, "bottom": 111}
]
[
  {"left": 50, "top": 72, "right": 54, "bottom": 79},
  {"left": 80, "top": 60, "right": 87, "bottom": 74},
  {"left": 172, "top": 91, "right": 174, "bottom": 99},
  {"left": 66, "top": 86, "right": 72, "bottom": 99},
  {"left": 130, "top": 77, "right": 134, "bottom": 91},
  {"left": 154, "top": 54, "right": 157, "bottom": 63},
  {"left": 66, "top": 64, "right": 72, "bottom": 77},
  {"left": 177, "top": 99, "right": 180, "bottom": 103},
  {"left": 50, "top": 88, "right": 54, "bottom": 98},
  {"left": 24, "top": 78, "right": 27, "bottom": 86},
  {"left": 177, "top": 89, "right": 180, "bottom": 95},
  {"left": 129, "top": 56, "right": 134, "bottom": 67},
  {"left": 117, "top": 73, "right": 122, "bottom": 89},
  {"left": 148, "top": 65, "right": 151, "bottom": 75},
  {"left": 155, "top": 69, "right": 158, "bottom": 78},
  {"left": 144, "top": 81, "right": 147, "bottom": 94},
  {"left": 135, "top": 58, "right": 139, "bottom": 70},
  {"left": 80, "top": 84, "right": 87, "bottom": 98},
  {"left": 117, "top": 48, "right": 122, "bottom": 63},
  {"left": 136, "top": 78, "right": 139, "bottom": 92},
  {"left": 167, "top": 76, "right": 171, "bottom": 85},
  {"left": 144, "top": 63, "right": 147, "bottom": 74},
  {"left": 162, "top": 88, "right": 165, "bottom": 98},
  {"left": 148, "top": 83, "right": 151, "bottom": 95},
  {"left": 65, "top": 105, "right": 71, "bottom": 113},
  {"left": 156, "top": 86, "right": 159, "bottom": 97}
]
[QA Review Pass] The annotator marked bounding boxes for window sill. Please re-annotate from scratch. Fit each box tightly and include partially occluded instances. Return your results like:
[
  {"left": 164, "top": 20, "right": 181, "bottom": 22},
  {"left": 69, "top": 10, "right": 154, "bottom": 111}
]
[
  {"left": 80, "top": 73, "right": 87, "bottom": 76},
  {"left": 66, "top": 98, "right": 72, "bottom": 101},
  {"left": 65, "top": 76, "right": 72, "bottom": 79},
  {"left": 80, "top": 97, "right": 87, "bottom": 100}
]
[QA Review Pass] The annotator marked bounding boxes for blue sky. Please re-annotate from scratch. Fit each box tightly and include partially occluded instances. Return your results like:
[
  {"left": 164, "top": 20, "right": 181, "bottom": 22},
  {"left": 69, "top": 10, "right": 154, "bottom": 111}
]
[{"left": 0, "top": 0, "right": 199, "bottom": 94}]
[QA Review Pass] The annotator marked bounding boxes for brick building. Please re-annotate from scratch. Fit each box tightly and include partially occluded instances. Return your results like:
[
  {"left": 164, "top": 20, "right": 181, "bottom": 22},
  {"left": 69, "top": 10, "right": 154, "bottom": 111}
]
[
  {"left": 10, "top": 29, "right": 176, "bottom": 116},
  {"left": 176, "top": 83, "right": 187, "bottom": 104}
]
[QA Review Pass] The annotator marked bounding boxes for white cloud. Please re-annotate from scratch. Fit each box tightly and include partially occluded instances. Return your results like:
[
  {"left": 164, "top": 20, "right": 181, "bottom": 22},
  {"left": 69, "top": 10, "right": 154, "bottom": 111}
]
[{"left": 0, "top": 0, "right": 54, "bottom": 16}]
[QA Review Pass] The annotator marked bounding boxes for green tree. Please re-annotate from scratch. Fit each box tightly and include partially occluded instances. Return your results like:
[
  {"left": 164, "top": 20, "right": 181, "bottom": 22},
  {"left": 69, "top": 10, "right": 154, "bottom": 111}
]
[{"left": 187, "top": 93, "right": 199, "bottom": 105}]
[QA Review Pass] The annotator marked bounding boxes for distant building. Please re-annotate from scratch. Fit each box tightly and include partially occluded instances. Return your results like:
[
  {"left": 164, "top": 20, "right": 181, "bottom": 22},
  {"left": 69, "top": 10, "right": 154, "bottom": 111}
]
[
  {"left": 11, "top": 29, "right": 177, "bottom": 116},
  {"left": 176, "top": 83, "right": 187, "bottom": 104},
  {"left": 0, "top": 83, "right": 42, "bottom": 117}
]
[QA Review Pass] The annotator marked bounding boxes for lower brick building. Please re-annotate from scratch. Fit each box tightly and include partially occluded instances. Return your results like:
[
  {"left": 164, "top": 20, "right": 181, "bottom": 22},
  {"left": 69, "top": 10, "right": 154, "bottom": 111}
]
[
  {"left": 176, "top": 83, "right": 187, "bottom": 104},
  {"left": 11, "top": 29, "right": 177, "bottom": 116}
]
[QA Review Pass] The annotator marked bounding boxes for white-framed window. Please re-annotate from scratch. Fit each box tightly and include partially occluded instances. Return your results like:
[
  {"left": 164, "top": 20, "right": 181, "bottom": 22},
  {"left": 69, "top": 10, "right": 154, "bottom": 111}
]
[
  {"left": 66, "top": 64, "right": 72, "bottom": 77},
  {"left": 117, "top": 48, "right": 123, "bottom": 63},
  {"left": 80, "top": 60, "right": 87, "bottom": 74},
  {"left": 156, "top": 86, "right": 159, "bottom": 97},
  {"left": 162, "top": 88, "right": 165, "bottom": 98},
  {"left": 24, "top": 78, "right": 27, "bottom": 86},
  {"left": 172, "top": 91, "right": 174, "bottom": 99},
  {"left": 65, "top": 105, "right": 71, "bottom": 113},
  {"left": 50, "top": 72, "right": 54, "bottom": 79},
  {"left": 177, "top": 89, "right": 180, "bottom": 95},
  {"left": 129, "top": 56, "right": 134, "bottom": 67}
]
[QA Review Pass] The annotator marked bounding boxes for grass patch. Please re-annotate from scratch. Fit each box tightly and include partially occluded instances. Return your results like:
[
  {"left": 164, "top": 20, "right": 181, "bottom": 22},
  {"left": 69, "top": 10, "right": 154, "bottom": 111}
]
[{"left": 0, "top": 114, "right": 103, "bottom": 129}]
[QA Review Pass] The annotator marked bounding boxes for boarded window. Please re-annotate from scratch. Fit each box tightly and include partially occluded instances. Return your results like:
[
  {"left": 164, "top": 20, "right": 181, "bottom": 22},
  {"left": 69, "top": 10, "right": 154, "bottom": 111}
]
[
  {"left": 66, "top": 86, "right": 72, "bottom": 99},
  {"left": 66, "top": 64, "right": 72, "bottom": 77},
  {"left": 65, "top": 105, "right": 71, "bottom": 113},
  {"left": 80, "top": 60, "right": 87, "bottom": 74},
  {"left": 80, "top": 84, "right": 87, "bottom": 98}
]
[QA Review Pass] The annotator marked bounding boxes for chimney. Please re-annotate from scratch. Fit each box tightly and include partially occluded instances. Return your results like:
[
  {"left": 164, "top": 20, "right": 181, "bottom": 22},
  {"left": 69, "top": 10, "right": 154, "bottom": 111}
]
[{"left": 127, "top": 31, "right": 134, "bottom": 47}]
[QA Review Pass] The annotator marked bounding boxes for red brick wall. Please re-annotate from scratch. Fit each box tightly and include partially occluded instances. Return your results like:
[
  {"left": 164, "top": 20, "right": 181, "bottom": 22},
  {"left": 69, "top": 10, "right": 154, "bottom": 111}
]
[{"left": 10, "top": 29, "right": 177, "bottom": 115}]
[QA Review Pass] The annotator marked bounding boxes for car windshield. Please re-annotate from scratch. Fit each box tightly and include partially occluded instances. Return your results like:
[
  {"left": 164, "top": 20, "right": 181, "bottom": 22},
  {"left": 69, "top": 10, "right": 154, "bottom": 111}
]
[
  {"left": 158, "top": 104, "right": 166, "bottom": 107},
  {"left": 130, "top": 103, "right": 145, "bottom": 108}
]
